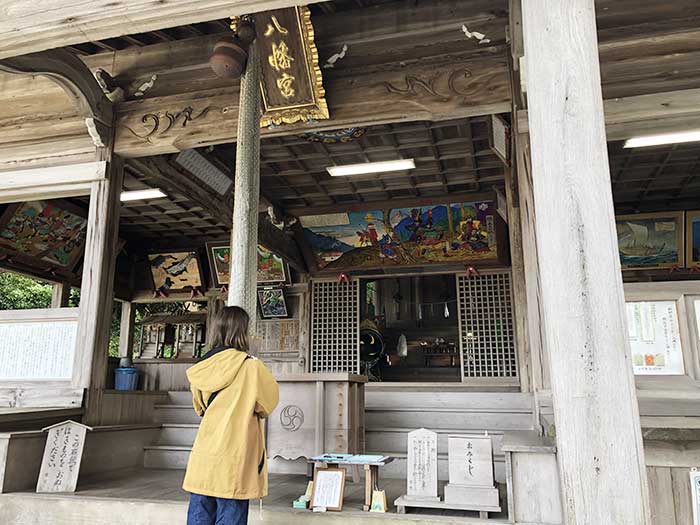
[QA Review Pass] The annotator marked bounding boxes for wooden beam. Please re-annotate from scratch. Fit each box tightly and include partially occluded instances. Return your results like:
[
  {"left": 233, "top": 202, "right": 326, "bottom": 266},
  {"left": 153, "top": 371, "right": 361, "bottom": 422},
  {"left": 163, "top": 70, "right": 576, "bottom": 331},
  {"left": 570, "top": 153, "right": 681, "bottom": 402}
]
[
  {"left": 112, "top": 54, "right": 510, "bottom": 157},
  {"left": 0, "top": 1, "right": 324, "bottom": 60},
  {"left": 517, "top": 88, "right": 700, "bottom": 141},
  {"left": 292, "top": 191, "right": 495, "bottom": 217},
  {"left": 522, "top": 1, "right": 649, "bottom": 522}
]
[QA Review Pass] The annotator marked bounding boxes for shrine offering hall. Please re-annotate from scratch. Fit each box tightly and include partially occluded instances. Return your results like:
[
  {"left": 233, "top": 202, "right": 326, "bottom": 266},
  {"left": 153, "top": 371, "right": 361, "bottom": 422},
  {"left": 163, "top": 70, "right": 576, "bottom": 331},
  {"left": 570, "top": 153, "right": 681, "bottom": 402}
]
[{"left": 0, "top": 1, "right": 699, "bottom": 524}]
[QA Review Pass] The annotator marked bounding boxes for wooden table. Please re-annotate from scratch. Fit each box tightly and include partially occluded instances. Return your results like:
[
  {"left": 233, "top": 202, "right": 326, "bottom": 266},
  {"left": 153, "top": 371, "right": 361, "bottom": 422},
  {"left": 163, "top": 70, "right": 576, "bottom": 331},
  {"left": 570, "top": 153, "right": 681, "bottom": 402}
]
[{"left": 310, "top": 457, "right": 394, "bottom": 511}]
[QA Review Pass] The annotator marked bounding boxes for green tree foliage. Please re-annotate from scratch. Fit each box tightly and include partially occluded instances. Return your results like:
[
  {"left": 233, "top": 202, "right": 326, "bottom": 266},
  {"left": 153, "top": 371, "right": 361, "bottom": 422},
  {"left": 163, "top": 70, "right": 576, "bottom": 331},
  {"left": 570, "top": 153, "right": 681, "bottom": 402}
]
[
  {"left": 0, "top": 271, "right": 52, "bottom": 309},
  {"left": 0, "top": 271, "right": 121, "bottom": 357}
]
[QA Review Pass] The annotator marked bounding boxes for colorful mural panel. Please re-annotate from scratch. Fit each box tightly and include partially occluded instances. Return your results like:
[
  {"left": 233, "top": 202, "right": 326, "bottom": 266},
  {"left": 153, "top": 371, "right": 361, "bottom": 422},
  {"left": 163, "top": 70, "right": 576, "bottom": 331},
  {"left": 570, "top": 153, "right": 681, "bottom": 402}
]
[
  {"left": 148, "top": 251, "right": 203, "bottom": 293},
  {"left": 302, "top": 201, "right": 498, "bottom": 271},
  {"left": 0, "top": 201, "right": 87, "bottom": 269}
]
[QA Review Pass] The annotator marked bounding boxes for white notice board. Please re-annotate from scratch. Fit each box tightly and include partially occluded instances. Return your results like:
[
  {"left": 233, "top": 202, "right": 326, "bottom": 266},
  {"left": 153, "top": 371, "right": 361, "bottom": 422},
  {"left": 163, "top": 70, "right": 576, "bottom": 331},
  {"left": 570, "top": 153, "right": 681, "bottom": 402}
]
[
  {"left": 0, "top": 308, "right": 79, "bottom": 381},
  {"left": 625, "top": 301, "right": 684, "bottom": 375}
]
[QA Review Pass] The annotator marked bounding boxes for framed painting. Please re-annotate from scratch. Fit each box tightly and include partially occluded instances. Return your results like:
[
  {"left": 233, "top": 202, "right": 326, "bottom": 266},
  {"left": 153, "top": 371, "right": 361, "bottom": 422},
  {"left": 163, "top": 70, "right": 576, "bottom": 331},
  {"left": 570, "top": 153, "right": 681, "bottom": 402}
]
[
  {"left": 257, "top": 288, "right": 288, "bottom": 319},
  {"left": 687, "top": 211, "right": 700, "bottom": 268},
  {"left": 206, "top": 242, "right": 287, "bottom": 288},
  {"left": 0, "top": 200, "right": 87, "bottom": 270},
  {"left": 148, "top": 251, "right": 203, "bottom": 293},
  {"left": 615, "top": 212, "right": 684, "bottom": 270},
  {"left": 300, "top": 200, "right": 499, "bottom": 272}
]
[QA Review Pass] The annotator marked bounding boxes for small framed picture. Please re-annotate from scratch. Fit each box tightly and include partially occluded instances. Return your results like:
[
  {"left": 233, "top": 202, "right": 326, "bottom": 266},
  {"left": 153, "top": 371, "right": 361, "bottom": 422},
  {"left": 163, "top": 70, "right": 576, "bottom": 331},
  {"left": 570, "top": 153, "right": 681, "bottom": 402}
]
[
  {"left": 206, "top": 241, "right": 288, "bottom": 288},
  {"left": 615, "top": 211, "right": 684, "bottom": 270},
  {"left": 257, "top": 288, "right": 288, "bottom": 319},
  {"left": 687, "top": 211, "right": 700, "bottom": 268},
  {"left": 310, "top": 467, "right": 346, "bottom": 511}
]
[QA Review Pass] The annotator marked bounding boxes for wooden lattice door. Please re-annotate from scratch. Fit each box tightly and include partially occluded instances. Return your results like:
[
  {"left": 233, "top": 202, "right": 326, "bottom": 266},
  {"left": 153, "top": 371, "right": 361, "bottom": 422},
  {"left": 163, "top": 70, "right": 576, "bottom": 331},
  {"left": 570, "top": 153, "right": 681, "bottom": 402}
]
[
  {"left": 310, "top": 278, "right": 360, "bottom": 373},
  {"left": 457, "top": 270, "right": 518, "bottom": 380}
]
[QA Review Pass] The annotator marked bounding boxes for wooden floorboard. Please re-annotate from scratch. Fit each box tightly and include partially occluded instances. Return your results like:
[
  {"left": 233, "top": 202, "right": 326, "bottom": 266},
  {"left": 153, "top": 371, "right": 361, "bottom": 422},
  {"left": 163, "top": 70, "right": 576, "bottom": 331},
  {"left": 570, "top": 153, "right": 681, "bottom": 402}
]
[{"left": 61, "top": 468, "right": 509, "bottom": 521}]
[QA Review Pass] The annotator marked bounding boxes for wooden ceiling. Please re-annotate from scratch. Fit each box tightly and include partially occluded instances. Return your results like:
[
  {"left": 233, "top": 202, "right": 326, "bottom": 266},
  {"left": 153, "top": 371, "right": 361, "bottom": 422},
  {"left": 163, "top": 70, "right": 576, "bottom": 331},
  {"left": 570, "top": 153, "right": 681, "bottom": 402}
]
[
  {"left": 610, "top": 141, "right": 700, "bottom": 214},
  {"left": 63, "top": 1, "right": 394, "bottom": 57},
  {"left": 117, "top": 115, "right": 504, "bottom": 244}
]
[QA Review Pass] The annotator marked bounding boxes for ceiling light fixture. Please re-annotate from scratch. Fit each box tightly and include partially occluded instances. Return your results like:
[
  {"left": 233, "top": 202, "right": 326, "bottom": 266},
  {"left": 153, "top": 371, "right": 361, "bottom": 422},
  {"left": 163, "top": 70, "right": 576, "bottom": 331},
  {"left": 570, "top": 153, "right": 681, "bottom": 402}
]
[
  {"left": 623, "top": 130, "right": 700, "bottom": 149},
  {"left": 120, "top": 188, "right": 167, "bottom": 202},
  {"left": 327, "top": 158, "right": 415, "bottom": 177}
]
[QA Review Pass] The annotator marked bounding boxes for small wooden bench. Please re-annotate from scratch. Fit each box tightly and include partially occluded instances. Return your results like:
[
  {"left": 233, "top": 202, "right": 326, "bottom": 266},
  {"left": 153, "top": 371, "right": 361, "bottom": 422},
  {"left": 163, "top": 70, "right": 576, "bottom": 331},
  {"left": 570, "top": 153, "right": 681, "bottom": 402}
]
[{"left": 309, "top": 456, "right": 394, "bottom": 511}]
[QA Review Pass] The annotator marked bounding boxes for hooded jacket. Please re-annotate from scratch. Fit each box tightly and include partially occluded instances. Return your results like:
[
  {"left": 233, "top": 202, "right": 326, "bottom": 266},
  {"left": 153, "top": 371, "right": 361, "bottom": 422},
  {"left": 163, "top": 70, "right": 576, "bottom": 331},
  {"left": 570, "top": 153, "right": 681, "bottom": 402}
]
[{"left": 182, "top": 347, "right": 279, "bottom": 500}]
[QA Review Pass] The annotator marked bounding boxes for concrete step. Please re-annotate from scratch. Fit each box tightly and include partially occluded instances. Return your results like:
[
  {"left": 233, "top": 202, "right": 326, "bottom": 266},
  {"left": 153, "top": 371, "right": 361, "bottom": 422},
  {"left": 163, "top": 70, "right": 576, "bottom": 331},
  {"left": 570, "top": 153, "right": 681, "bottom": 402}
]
[
  {"left": 365, "top": 408, "right": 533, "bottom": 431},
  {"left": 167, "top": 391, "right": 192, "bottom": 405},
  {"left": 366, "top": 427, "right": 505, "bottom": 455},
  {"left": 143, "top": 445, "right": 191, "bottom": 470},
  {"left": 153, "top": 405, "right": 201, "bottom": 425},
  {"left": 156, "top": 424, "right": 198, "bottom": 446},
  {"left": 0, "top": 492, "right": 494, "bottom": 524}
]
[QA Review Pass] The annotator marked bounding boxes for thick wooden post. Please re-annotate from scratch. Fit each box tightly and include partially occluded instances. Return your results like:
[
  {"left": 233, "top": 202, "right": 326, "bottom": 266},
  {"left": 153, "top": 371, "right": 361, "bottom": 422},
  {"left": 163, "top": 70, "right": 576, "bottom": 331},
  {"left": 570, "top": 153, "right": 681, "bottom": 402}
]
[
  {"left": 118, "top": 301, "right": 135, "bottom": 358},
  {"left": 228, "top": 43, "right": 261, "bottom": 333},
  {"left": 76, "top": 152, "right": 124, "bottom": 424},
  {"left": 522, "top": 2, "right": 649, "bottom": 523},
  {"left": 51, "top": 282, "right": 71, "bottom": 308}
]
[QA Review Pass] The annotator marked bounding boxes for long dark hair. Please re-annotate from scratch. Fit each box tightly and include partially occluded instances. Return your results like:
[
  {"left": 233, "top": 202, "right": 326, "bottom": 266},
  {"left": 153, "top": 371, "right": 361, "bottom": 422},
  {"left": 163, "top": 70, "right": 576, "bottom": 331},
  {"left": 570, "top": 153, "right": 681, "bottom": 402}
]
[{"left": 209, "top": 306, "right": 250, "bottom": 352}]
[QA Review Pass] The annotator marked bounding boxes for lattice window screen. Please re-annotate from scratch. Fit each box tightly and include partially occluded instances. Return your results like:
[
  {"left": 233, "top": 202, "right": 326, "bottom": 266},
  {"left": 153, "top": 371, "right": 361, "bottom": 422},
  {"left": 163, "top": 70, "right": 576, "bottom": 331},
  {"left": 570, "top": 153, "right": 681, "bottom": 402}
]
[
  {"left": 311, "top": 279, "right": 360, "bottom": 373},
  {"left": 457, "top": 271, "right": 517, "bottom": 379}
]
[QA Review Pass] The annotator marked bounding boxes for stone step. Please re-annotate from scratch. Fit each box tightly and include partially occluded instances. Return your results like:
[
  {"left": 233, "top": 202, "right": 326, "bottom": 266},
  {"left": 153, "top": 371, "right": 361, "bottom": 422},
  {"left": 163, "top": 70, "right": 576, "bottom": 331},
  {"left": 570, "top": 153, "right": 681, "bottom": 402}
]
[
  {"left": 156, "top": 424, "right": 199, "bottom": 446},
  {"left": 365, "top": 390, "right": 533, "bottom": 412},
  {"left": 153, "top": 404, "right": 201, "bottom": 425},
  {"left": 143, "top": 445, "right": 191, "bottom": 470},
  {"left": 167, "top": 391, "right": 192, "bottom": 405},
  {"left": 365, "top": 408, "right": 533, "bottom": 431}
]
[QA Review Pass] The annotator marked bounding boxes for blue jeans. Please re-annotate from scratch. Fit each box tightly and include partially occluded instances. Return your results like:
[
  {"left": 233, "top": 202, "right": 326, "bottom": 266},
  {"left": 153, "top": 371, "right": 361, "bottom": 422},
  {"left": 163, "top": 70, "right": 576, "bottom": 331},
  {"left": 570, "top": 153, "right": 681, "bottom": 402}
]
[{"left": 187, "top": 493, "right": 249, "bottom": 525}]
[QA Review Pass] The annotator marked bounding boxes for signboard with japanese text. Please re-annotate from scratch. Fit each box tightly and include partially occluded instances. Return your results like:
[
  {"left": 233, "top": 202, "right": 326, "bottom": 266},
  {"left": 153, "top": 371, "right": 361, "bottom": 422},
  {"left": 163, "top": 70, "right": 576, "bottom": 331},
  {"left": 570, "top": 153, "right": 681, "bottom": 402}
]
[
  {"left": 447, "top": 435, "right": 494, "bottom": 488},
  {"left": 37, "top": 421, "right": 91, "bottom": 493},
  {"left": 625, "top": 300, "right": 685, "bottom": 375},
  {"left": 254, "top": 6, "right": 329, "bottom": 126}
]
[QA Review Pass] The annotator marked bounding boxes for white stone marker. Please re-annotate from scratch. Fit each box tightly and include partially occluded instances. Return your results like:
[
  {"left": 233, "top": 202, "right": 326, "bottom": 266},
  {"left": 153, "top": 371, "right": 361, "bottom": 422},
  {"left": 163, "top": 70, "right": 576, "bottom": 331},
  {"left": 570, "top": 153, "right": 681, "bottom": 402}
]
[
  {"left": 406, "top": 428, "right": 439, "bottom": 502},
  {"left": 443, "top": 434, "right": 500, "bottom": 511},
  {"left": 36, "top": 420, "right": 92, "bottom": 493}
]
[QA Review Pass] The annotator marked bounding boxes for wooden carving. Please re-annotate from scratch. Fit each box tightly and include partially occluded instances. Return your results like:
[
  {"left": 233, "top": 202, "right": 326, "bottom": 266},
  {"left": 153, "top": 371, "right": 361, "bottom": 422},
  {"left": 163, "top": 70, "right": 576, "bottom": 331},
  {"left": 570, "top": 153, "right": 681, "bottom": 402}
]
[{"left": 125, "top": 106, "right": 210, "bottom": 141}]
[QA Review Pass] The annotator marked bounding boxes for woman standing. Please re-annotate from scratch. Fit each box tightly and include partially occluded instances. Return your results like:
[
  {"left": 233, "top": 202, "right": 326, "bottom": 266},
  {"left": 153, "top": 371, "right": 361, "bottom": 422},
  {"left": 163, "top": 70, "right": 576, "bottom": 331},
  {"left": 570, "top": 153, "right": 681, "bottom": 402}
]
[{"left": 183, "top": 306, "right": 279, "bottom": 525}]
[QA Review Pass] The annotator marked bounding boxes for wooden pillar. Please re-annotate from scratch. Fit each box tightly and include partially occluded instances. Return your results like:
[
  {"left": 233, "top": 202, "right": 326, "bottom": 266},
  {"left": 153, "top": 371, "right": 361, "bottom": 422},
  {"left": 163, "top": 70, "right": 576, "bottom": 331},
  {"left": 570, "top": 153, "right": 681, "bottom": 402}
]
[
  {"left": 76, "top": 150, "right": 124, "bottom": 424},
  {"left": 51, "top": 282, "right": 71, "bottom": 308},
  {"left": 117, "top": 301, "right": 135, "bottom": 358},
  {"left": 504, "top": 167, "right": 531, "bottom": 394},
  {"left": 521, "top": 2, "right": 649, "bottom": 523},
  {"left": 228, "top": 42, "right": 261, "bottom": 334}
]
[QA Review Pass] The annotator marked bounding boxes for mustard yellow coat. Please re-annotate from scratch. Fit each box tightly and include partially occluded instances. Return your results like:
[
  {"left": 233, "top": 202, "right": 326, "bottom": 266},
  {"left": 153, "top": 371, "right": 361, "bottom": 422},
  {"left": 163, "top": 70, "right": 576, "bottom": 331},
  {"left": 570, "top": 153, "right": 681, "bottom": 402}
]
[{"left": 182, "top": 348, "right": 279, "bottom": 499}]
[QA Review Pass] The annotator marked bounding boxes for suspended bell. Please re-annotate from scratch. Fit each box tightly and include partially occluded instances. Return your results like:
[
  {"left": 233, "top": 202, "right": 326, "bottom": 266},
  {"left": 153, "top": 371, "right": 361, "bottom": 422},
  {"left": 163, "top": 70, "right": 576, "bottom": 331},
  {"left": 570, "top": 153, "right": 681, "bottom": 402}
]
[{"left": 209, "top": 36, "right": 248, "bottom": 79}]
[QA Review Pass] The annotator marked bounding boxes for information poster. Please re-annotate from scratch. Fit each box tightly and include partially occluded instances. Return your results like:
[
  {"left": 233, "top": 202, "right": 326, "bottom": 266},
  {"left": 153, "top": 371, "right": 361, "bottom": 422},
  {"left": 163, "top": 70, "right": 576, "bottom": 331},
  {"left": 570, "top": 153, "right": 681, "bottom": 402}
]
[
  {"left": 0, "top": 319, "right": 77, "bottom": 380},
  {"left": 625, "top": 301, "right": 684, "bottom": 375}
]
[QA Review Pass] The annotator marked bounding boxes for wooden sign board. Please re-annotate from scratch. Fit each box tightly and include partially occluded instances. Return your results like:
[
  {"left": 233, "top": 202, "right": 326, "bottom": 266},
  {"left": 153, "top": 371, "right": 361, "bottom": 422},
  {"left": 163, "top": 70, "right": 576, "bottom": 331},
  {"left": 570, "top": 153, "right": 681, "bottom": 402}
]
[
  {"left": 311, "top": 467, "right": 346, "bottom": 511},
  {"left": 254, "top": 6, "right": 329, "bottom": 127},
  {"left": 37, "top": 420, "right": 92, "bottom": 493},
  {"left": 0, "top": 308, "right": 79, "bottom": 381}
]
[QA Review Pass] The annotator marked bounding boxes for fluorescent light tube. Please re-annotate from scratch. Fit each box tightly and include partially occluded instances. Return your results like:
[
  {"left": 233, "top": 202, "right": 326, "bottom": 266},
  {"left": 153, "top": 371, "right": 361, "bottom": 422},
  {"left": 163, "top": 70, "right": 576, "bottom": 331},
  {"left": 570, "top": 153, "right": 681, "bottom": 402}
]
[
  {"left": 120, "top": 189, "right": 166, "bottom": 202},
  {"left": 624, "top": 130, "right": 700, "bottom": 148},
  {"left": 327, "top": 159, "right": 415, "bottom": 177}
]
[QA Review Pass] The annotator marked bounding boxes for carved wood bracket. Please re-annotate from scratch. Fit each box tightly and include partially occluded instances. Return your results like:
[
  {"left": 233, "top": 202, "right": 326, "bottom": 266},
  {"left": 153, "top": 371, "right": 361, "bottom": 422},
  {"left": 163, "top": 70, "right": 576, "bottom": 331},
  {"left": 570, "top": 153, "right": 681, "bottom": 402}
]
[{"left": 0, "top": 49, "right": 113, "bottom": 147}]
